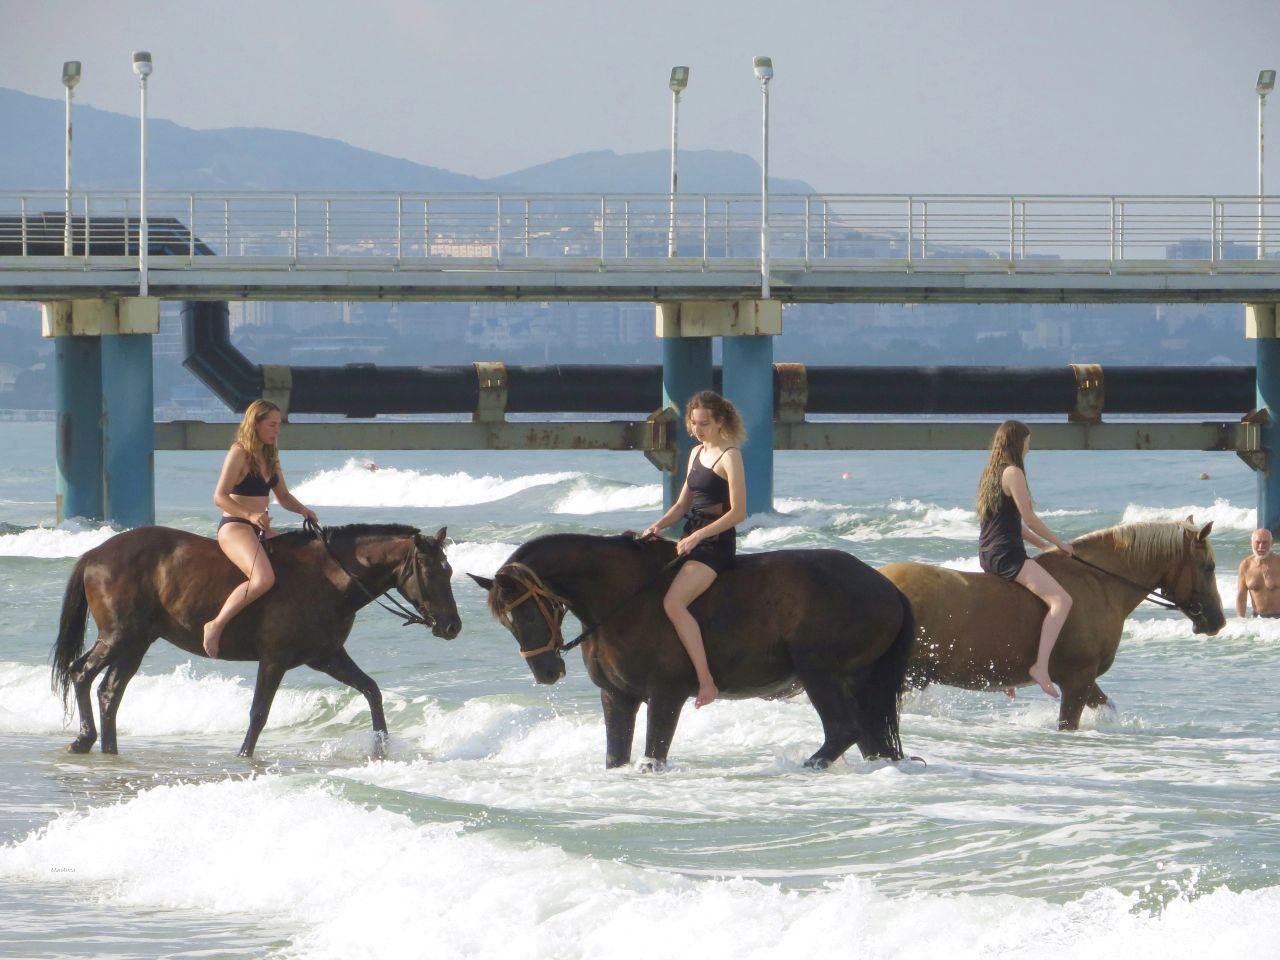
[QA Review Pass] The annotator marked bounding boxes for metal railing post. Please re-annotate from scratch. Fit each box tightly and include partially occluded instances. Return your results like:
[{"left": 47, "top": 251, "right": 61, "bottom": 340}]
[
  {"left": 804, "top": 194, "right": 811, "bottom": 269},
  {"left": 524, "top": 198, "right": 531, "bottom": 258},
  {"left": 921, "top": 200, "right": 928, "bottom": 259},
  {"left": 291, "top": 194, "right": 298, "bottom": 263},
  {"left": 424, "top": 198, "right": 431, "bottom": 258},
  {"left": 599, "top": 195, "right": 606, "bottom": 266},
  {"left": 1210, "top": 198, "right": 1218, "bottom": 267},
  {"left": 396, "top": 194, "right": 403, "bottom": 261},
  {"left": 822, "top": 199, "right": 829, "bottom": 258},
  {"left": 324, "top": 199, "right": 331, "bottom": 257},
  {"left": 496, "top": 195, "right": 503, "bottom": 266},
  {"left": 1019, "top": 200, "right": 1026, "bottom": 259},
  {"left": 84, "top": 194, "right": 91, "bottom": 262},
  {"left": 702, "top": 195, "right": 708, "bottom": 269},
  {"left": 19, "top": 197, "right": 27, "bottom": 257},
  {"left": 188, "top": 194, "right": 195, "bottom": 265},
  {"left": 1008, "top": 196, "right": 1016, "bottom": 268},
  {"left": 223, "top": 199, "right": 229, "bottom": 256},
  {"left": 906, "top": 197, "right": 913, "bottom": 264},
  {"left": 623, "top": 199, "right": 630, "bottom": 259}
]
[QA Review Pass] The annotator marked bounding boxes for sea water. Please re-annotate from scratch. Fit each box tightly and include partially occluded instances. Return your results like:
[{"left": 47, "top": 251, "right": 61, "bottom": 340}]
[{"left": 0, "top": 421, "right": 1276, "bottom": 959}]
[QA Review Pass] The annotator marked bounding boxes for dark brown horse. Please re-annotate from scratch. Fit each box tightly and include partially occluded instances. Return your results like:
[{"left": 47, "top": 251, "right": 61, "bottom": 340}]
[
  {"left": 52, "top": 523, "right": 461, "bottom": 757},
  {"left": 881, "top": 519, "right": 1225, "bottom": 730},
  {"left": 470, "top": 533, "right": 914, "bottom": 770}
]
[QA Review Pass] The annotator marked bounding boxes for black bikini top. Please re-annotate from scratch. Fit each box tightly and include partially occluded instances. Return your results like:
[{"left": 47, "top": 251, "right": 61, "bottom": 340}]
[{"left": 231, "top": 464, "right": 278, "bottom": 497}]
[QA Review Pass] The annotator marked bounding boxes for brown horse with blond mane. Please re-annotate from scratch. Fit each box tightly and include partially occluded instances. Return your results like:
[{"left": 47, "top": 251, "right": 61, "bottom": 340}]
[{"left": 881, "top": 518, "right": 1225, "bottom": 730}]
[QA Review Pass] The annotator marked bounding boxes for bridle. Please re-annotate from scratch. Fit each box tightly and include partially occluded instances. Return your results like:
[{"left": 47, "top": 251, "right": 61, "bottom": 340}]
[
  {"left": 1071, "top": 531, "right": 1205, "bottom": 619},
  {"left": 306, "top": 519, "right": 441, "bottom": 627},
  {"left": 493, "top": 552, "right": 685, "bottom": 659},
  {"left": 493, "top": 562, "right": 569, "bottom": 658}
]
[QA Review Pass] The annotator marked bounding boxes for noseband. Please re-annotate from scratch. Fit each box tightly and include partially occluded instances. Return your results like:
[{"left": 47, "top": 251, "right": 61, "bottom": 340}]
[{"left": 494, "top": 562, "right": 569, "bottom": 658}]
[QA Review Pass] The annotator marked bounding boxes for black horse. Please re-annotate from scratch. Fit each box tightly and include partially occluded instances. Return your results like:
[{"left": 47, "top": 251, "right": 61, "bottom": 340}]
[
  {"left": 52, "top": 523, "right": 461, "bottom": 757},
  {"left": 471, "top": 533, "right": 914, "bottom": 770}
]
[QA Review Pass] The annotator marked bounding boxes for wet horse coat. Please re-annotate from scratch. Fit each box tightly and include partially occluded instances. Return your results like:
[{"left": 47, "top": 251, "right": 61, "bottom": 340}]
[
  {"left": 474, "top": 533, "right": 915, "bottom": 769},
  {"left": 881, "top": 519, "right": 1226, "bottom": 729},
  {"left": 51, "top": 524, "right": 461, "bottom": 757}
]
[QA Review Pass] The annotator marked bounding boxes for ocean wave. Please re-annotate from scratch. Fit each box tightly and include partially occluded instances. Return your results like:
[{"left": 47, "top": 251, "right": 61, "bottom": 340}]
[
  {"left": 0, "top": 522, "right": 117, "bottom": 559},
  {"left": 1121, "top": 498, "right": 1254, "bottom": 532},
  {"left": 553, "top": 480, "right": 662, "bottom": 515},
  {"left": 293, "top": 459, "right": 581, "bottom": 507},
  {"left": 446, "top": 541, "right": 520, "bottom": 579},
  {"left": 0, "top": 662, "right": 338, "bottom": 737},
  {"left": 2, "top": 775, "right": 1276, "bottom": 960}
]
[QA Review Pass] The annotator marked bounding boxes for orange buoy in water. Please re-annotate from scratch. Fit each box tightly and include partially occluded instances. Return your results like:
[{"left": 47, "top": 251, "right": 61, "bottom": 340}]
[{"left": 1199, "top": 472, "right": 1210, "bottom": 480}]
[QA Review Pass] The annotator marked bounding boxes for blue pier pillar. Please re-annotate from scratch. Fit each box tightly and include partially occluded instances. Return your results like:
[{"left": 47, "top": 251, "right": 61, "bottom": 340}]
[
  {"left": 53, "top": 336, "right": 104, "bottom": 522},
  {"left": 101, "top": 333, "right": 156, "bottom": 528},
  {"left": 722, "top": 334, "right": 775, "bottom": 515},
  {"left": 660, "top": 336, "right": 713, "bottom": 507}
]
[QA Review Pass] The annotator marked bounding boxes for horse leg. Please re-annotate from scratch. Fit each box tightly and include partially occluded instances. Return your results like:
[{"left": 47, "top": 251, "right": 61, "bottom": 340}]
[
  {"left": 64, "top": 637, "right": 118, "bottom": 753},
  {"left": 797, "top": 671, "right": 860, "bottom": 769},
  {"left": 238, "top": 660, "right": 287, "bottom": 758},
  {"left": 600, "top": 687, "right": 640, "bottom": 769},
  {"left": 1084, "top": 682, "right": 1110, "bottom": 709},
  {"left": 1056, "top": 680, "right": 1091, "bottom": 731},
  {"left": 96, "top": 643, "right": 149, "bottom": 754},
  {"left": 640, "top": 694, "right": 685, "bottom": 772},
  {"left": 308, "top": 648, "right": 388, "bottom": 758}
]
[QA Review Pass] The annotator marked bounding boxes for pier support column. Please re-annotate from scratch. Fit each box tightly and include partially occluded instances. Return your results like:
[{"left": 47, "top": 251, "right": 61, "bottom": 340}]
[
  {"left": 43, "top": 298, "right": 160, "bottom": 528},
  {"left": 659, "top": 336, "right": 712, "bottom": 507},
  {"left": 1247, "top": 303, "right": 1280, "bottom": 533},
  {"left": 656, "top": 300, "right": 781, "bottom": 516},
  {"left": 53, "top": 336, "right": 103, "bottom": 522}
]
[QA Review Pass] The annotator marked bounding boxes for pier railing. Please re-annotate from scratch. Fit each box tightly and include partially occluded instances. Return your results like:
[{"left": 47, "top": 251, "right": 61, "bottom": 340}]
[{"left": 2, "top": 190, "right": 1280, "bottom": 270}]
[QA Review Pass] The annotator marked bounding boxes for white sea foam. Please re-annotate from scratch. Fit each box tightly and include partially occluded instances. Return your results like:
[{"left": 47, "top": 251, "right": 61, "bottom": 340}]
[
  {"left": 841, "top": 499, "right": 980, "bottom": 542},
  {"left": 293, "top": 459, "right": 580, "bottom": 507},
  {"left": 0, "top": 661, "right": 335, "bottom": 736},
  {"left": 1, "top": 775, "right": 1276, "bottom": 960},
  {"left": 553, "top": 480, "right": 662, "bottom": 515},
  {"left": 740, "top": 526, "right": 809, "bottom": 550},
  {"left": 445, "top": 541, "right": 520, "bottom": 579},
  {"left": 1121, "top": 498, "right": 1254, "bottom": 531},
  {"left": 0, "top": 523, "right": 117, "bottom": 559}
]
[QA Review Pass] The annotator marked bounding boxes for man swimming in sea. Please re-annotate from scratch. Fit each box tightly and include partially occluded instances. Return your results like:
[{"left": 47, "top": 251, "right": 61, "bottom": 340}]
[{"left": 1236, "top": 528, "right": 1280, "bottom": 618}]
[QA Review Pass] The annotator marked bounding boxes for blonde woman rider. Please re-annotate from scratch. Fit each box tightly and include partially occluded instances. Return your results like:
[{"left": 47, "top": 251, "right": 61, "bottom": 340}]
[
  {"left": 642, "top": 390, "right": 747, "bottom": 708},
  {"left": 203, "top": 399, "right": 318, "bottom": 659},
  {"left": 976, "top": 419, "right": 1074, "bottom": 698}
]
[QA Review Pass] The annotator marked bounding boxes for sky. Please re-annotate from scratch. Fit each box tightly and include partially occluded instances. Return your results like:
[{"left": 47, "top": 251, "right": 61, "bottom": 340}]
[{"left": 1, "top": 0, "right": 1279, "bottom": 194}]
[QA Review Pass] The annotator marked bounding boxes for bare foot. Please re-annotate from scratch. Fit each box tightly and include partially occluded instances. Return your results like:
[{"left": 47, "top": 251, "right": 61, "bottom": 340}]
[
  {"left": 1004, "top": 687, "right": 1017, "bottom": 700},
  {"left": 1028, "top": 663, "right": 1059, "bottom": 699},
  {"left": 694, "top": 682, "right": 719, "bottom": 709},
  {"left": 202, "top": 622, "right": 221, "bottom": 659}
]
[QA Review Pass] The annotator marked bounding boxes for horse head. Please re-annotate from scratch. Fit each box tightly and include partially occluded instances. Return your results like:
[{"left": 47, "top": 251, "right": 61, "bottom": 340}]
[
  {"left": 389, "top": 526, "right": 461, "bottom": 639},
  {"left": 470, "top": 562, "right": 568, "bottom": 684},
  {"left": 1163, "top": 518, "right": 1226, "bottom": 636}
]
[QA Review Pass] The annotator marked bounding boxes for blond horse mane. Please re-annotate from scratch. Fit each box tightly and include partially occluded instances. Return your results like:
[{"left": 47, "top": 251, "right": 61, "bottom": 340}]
[{"left": 1075, "top": 519, "right": 1205, "bottom": 568}]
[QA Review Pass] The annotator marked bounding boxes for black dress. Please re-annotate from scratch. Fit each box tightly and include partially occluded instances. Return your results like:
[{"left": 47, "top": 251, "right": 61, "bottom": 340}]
[
  {"left": 979, "top": 486, "right": 1027, "bottom": 581},
  {"left": 682, "top": 445, "right": 737, "bottom": 574}
]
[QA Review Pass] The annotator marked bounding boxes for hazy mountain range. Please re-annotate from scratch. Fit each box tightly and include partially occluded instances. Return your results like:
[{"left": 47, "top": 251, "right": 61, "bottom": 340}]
[{"left": 0, "top": 87, "right": 812, "bottom": 195}]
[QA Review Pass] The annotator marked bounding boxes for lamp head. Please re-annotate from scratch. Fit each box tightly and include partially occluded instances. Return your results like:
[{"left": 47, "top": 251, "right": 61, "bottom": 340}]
[
  {"left": 1259, "top": 70, "right": 1277, "bottom": 97},
  {"left": 669, "top": 66, "right": 690, "bottom": 94},
  {"left": 132, "top": 51, "right": 153, "bottom": 78},
  {"left": 62, "top": 61, "right": 81, "bottom": 90},
  {"left": 753, "top": 56, "right": 773, "bottom": 83}
]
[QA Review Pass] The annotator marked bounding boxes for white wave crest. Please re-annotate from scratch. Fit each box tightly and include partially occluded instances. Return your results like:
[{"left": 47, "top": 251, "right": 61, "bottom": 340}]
[
  {"left": 0, "top": 524, "right": 117, "bottom": 559},
  {"left": 553, "top": 481, "right": 662, "bottom": 515},
  {"left": 293, "top": 459, "right": 580, "bottom": 507},
  {"left": 1121, "top": 498, "right": 1254, "bottom": 531},
  {"left": 446, "top": 541, "right": 519, "bottom": 579},
  {"left": 2, "top": 775, "right": 1277, "bottom": 960},
  {"left": 0, "top": 661, "right": 333, "bottom": 736}
]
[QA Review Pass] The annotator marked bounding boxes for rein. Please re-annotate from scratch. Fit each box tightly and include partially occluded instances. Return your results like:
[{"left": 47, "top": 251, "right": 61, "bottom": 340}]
[
  {"left": 1070, "top": 541, "right": 1203, "bottom": 617},
  {"left": 304, "top": 520, "right": 434, "bottom": 627},
  {"left": 496, "top": 551, "right": 685, "bottom": 658}
]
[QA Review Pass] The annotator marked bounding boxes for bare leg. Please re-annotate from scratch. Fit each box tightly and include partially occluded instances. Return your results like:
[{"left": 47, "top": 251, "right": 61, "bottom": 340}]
[
  {"left": 1014, "top": 558, "right": 1073, "bottom": 699},
  {"left": 205, "top": 523, "right": 275, "bottom": 658},
  {"left": 662, "top": 561, "right": 719, "bottom": 707}
]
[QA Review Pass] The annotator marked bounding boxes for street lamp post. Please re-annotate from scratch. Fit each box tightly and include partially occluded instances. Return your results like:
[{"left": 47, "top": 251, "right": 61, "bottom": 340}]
[
  {"left": 753, "top": 56, "right": 773, "bottom": 299},
  {"left": 1258, "top": 70, "right": 1275, "bottom": 260},
  {"left": 668, "top": 66, "right": 689, "bottom": 257},
  {"left": 62, "top": 61, "right": 80, "bottom": 256},
  {"left": 133, "top": 51, "right": 152, "bottom": 296}
]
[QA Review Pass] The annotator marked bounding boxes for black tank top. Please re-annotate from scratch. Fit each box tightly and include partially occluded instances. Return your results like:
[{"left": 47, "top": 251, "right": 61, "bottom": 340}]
[
  {"left": 978, "top": 485, "right": 1026, "bottom": 574},
  {"left": 688, "top": 445, "right": 732, "bottom": 518}
]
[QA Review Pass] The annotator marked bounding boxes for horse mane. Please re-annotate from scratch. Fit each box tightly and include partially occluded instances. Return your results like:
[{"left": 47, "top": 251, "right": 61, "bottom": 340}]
[
  {"left": 489, "top": 532, "right": 673, "bottom": 619},
  {"left": 1076, "top": 519, "right": 1200, "bottom": 566},
  {"left": 272, "top": 522, "right": 420, "bottom": 548}
]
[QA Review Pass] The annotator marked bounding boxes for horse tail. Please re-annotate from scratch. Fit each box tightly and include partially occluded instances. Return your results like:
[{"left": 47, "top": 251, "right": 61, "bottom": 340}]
[
  {"left": 51, "top": 554, "right": 91, "bottom": 708},
  {"left": 853, "top": 589, "right": 915, "bottom": 762}
]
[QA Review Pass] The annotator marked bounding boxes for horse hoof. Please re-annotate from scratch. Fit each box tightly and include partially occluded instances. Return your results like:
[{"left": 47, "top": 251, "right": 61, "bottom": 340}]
[
  {"left": 637, "top": 759, "right": 667, "bottom": 773},
  {"left": 803, "top": 757, "right": 831, "bottom": 770},
  {"left": 65, "top": 739, "right": 94, "bottom": 754},
  {"left": 371, "top": 733, "right": 388, "bottom": 760}
]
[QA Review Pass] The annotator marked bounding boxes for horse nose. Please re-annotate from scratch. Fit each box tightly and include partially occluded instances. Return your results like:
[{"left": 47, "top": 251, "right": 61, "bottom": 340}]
[{"left": 435, "top": 616, "right": 461, "bottom": 639}]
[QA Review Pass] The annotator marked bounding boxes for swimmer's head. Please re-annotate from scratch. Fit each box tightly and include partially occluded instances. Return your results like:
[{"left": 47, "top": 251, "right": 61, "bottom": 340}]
[{"left": 1252, "top": 528, "right": 1273, "bottom": 557}]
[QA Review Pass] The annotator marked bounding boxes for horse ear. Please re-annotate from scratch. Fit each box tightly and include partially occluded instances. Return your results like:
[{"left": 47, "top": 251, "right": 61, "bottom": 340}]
[
  {"left": 434, "top": 526, "right": 448, "bottom": 544},
  {"left": 468, "top": 573, "right": 494, "bottom": 592},
  {"left": 1184, "top": 514, "right": 1195, "bottom": 524},
  {"left": 1197, "top": 521, "right": 1214, "bottom": 542}
]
